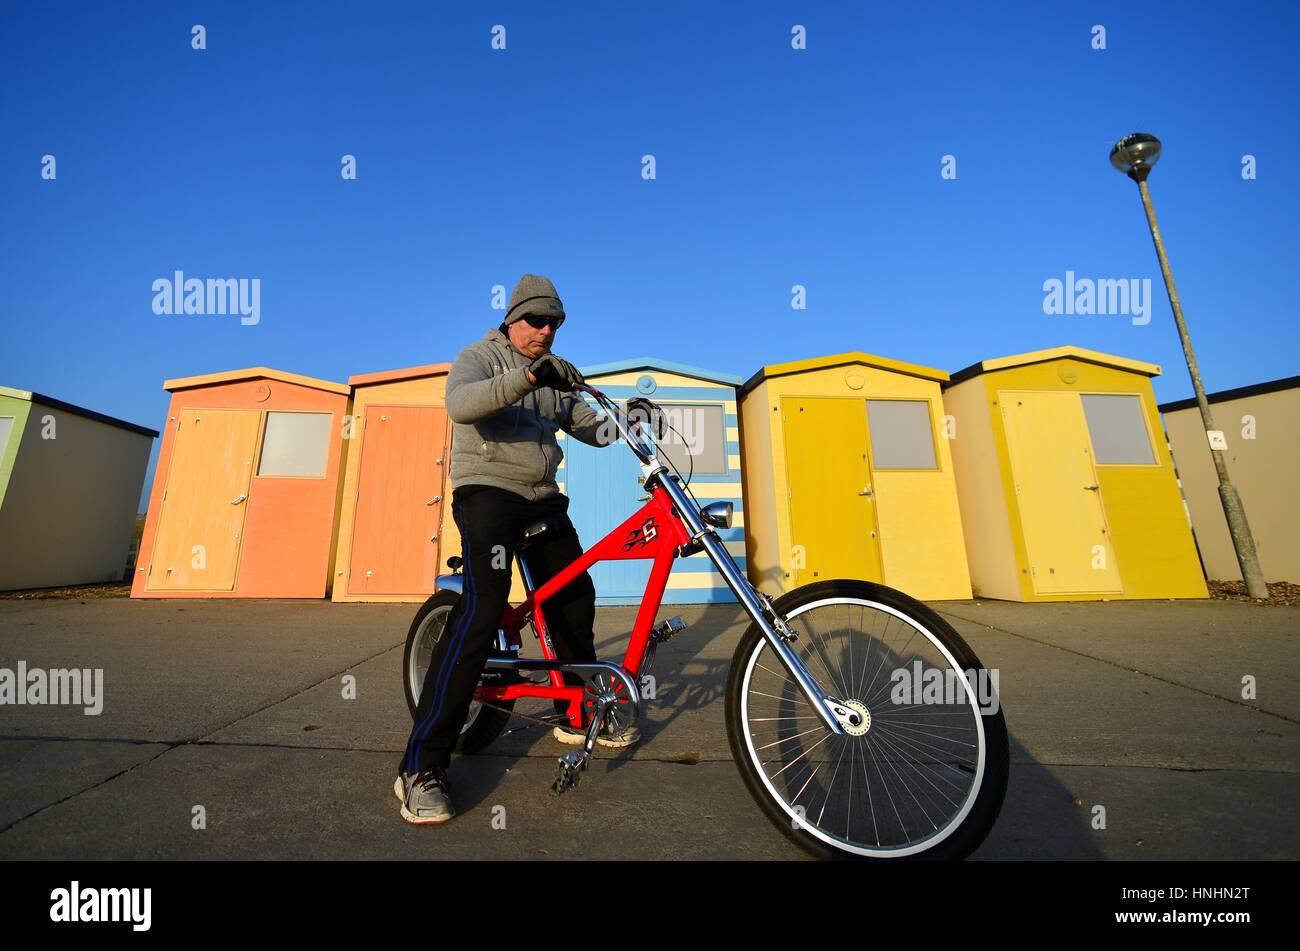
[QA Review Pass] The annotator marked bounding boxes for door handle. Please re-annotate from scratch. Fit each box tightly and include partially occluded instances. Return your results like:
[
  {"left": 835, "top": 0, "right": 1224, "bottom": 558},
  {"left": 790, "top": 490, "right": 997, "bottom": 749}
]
[
  {"left": 1083, "top": 484, "right": 1100, "bottom": 491},
  {"left": 858, "top": 487, "right": 873, "bottom": 497},
  {"left": 426, "top": 496, "right": 442, "bottom": 505},
  {"left": 230, "top": 494, "right": 247, "bottom": 505}
]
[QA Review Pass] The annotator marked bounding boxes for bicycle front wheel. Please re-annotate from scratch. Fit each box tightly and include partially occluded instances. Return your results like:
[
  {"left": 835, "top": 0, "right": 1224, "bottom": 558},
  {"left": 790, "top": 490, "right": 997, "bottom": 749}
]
[{"left": 725, "top": 579, "right": 1008, "bottom": 860}]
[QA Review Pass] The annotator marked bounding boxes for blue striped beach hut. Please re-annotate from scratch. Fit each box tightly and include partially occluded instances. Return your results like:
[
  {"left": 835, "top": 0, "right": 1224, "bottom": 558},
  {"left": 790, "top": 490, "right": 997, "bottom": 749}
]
[{"left": 559, "top": 358, "right": 745, "bottom": 605}]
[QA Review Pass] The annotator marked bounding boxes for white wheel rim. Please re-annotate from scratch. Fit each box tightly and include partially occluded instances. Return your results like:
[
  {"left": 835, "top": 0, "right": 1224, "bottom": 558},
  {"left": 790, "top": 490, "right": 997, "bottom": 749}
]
[{"left": 739, "top": 597, "right": 988, "bottom": 858}]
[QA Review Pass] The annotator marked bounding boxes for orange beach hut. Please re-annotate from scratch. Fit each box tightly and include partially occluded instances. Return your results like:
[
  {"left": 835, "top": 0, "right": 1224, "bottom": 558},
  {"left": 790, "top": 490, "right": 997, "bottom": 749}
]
[
  {"left": 131, "top": 368, "right": 350, "bottom": 598},
  {"left": 330, "top": 364, "right": 455, "bottom": 602}
]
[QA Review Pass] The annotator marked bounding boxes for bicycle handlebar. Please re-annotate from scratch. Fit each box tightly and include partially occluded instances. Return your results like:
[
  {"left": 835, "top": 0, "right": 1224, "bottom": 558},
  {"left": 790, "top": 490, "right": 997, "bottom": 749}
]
[{"left": 573, "top": 382, "right": 660, "bottom": 466}]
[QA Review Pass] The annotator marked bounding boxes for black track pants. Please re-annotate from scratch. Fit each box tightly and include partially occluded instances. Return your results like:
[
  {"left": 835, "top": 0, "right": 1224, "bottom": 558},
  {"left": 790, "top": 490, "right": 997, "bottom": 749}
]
[{"left": 401, "top": 484, "right": 597, "bottom": 775}]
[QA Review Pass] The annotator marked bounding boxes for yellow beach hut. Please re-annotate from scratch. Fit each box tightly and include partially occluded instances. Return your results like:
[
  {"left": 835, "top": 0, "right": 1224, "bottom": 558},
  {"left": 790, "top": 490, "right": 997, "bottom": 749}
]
[
  {"left": 738, "top": 352, "right": 972, "bottom": 601},
  {"left": 942, "top": 346, "right": 1207, "bottom": 601}
]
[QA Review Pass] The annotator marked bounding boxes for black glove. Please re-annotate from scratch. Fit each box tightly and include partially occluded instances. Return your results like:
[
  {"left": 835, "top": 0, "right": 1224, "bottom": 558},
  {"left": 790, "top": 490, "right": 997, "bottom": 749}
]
[{"left": 529, "top": 353, "right": 585, "bottom": 392}]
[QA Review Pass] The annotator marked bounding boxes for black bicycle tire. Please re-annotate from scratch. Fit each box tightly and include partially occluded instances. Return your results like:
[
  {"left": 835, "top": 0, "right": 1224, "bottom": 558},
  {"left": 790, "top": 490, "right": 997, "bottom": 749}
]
[{"left": 724, "top": 578, "right": 1009, "bottom": 861}]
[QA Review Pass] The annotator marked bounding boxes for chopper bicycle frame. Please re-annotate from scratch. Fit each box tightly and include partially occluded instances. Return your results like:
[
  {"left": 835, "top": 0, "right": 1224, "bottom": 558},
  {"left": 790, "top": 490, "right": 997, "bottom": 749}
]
[{"left": 403, "top": 383, "right": 1008, "bottom": 860}]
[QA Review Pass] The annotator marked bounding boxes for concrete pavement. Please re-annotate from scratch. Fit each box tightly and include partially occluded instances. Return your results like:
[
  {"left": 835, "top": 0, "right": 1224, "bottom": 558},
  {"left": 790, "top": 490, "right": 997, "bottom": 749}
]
[{"left": 0, "top": 596, "right": 1296, "bottom": 859}]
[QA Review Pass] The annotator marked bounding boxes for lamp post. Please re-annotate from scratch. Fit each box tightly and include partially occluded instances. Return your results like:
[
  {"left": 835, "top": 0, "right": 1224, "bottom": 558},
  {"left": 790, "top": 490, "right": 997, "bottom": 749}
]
[{"left": 1110, "top": 132, "right": 1269, "bottom": 599}]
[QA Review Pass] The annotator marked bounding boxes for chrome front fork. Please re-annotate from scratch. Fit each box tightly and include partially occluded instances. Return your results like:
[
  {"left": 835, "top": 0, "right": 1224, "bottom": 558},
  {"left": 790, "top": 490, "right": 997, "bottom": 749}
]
[{"left": 656, "top": 474, "right": 850, "bottom": 736}]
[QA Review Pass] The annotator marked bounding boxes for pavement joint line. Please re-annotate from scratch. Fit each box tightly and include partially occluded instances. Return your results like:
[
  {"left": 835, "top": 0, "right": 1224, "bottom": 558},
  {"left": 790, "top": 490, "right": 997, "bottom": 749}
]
[
  {"left": 0, "top": 640, "right": 404, "bottom": 838},
  {"left": 937, "top": 606, "right": 1300, "bottom": 727},
  {"left": 0, "top": 744, "right": 174, "bottom": 837},
  {"left": 177, "top": 640, "right": 406, "bottom": 745}
]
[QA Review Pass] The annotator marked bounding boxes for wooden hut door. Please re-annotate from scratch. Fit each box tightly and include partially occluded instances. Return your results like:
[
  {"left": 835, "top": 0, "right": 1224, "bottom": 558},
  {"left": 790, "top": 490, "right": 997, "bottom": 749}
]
[
  {"left": 148, "top": 408, "right": 260, "bottom": 591},
  {"left": 999, "top": 391, "right": 1121, "bottom": 595},
  {"left": 347, "top": 405, "right": 449, "bottom": 596},
  {"left": 782, "top": 397, "right": 884, "bottom": 585}
]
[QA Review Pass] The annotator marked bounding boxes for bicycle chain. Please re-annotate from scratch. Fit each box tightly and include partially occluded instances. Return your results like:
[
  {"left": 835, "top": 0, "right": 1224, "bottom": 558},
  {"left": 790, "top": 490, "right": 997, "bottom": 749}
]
[{"left": 477, "top": 698, "right": 569, "bottom": 736}]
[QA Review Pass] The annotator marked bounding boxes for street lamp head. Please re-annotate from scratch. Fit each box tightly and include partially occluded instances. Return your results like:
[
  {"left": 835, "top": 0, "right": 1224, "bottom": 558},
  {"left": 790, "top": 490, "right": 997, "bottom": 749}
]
[{"left": 1110, "top": 132, "right": 1162, "bottom": 182}]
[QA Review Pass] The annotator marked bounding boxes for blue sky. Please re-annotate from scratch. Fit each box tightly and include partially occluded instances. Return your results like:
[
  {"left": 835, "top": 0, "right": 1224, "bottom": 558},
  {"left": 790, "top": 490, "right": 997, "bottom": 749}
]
[{"left": 2, "top": 2, "right": 1297, "bottom": 508}]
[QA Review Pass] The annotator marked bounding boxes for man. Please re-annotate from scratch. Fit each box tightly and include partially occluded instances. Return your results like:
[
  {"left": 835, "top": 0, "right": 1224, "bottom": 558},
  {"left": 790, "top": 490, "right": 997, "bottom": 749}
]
[{"left": 396, "top": 273, "right": 636, "bottom": 826}]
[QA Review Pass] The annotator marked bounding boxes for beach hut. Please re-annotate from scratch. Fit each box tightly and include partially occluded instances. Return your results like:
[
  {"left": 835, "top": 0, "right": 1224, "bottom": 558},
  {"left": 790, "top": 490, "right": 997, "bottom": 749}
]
[
  {"left": 330, "top": 364, "right": 454, "bottom": 602},
  {"left": 738, "top": 352, "right": 972, "bottom": 601},
  {"left": 553, "top": 358, "right": 745, "bottom": 605},
  {"left": 131, "top": 368, "right": 350, "bottom": 599},
  {"left": 943, "top": 346, "right": 1207, "bottom": 601},
  {"left": 1160, "top": 374, "right": 1300, "bottom": 584},
  {"left": 0, "top": 386, "right": 157, "bottom": 591}
]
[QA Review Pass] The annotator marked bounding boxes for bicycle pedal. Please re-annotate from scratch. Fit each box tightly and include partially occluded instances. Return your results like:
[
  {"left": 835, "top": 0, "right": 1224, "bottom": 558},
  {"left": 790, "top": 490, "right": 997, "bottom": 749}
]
[
  {"left": 652, "top": 616, "right": 686, "bottom": 644},
  {"left": 552, "top": 751, "right": 587, "bottom": 795}
]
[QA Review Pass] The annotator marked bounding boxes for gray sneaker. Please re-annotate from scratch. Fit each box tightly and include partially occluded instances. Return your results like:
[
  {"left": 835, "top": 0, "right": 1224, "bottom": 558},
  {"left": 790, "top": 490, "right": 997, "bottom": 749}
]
[
  {"left": 394, "top": 767, "right": 455, "bottom": 824},
  {"left": 552, "top": 721, "right": 641, "bottom": 749}
]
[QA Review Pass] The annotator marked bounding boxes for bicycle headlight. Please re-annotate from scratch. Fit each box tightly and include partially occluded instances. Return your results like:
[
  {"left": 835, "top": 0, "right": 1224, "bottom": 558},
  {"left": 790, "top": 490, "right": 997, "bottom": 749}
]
[{"left": 701, "top": 501, "right": 733, "bottom": 529}]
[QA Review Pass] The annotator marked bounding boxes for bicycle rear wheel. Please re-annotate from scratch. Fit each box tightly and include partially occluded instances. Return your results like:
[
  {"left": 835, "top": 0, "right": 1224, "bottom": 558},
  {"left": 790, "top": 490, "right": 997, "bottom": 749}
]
[
  {"left": 403, "top": 591, "right": 513, "bottom": 754},
  {"left": 725, "top": 579, "right": 1008, "bottom": 860}
]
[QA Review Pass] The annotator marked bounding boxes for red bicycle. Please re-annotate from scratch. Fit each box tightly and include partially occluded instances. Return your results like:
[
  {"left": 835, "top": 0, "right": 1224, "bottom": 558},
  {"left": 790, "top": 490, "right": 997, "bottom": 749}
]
[{"left": 403, "top": 383, "right": 1009, "bottom": 860}]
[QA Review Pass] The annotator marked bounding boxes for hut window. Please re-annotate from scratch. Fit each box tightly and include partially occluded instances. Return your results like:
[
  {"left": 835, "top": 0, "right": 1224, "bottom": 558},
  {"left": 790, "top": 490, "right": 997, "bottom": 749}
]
[
  {"left": 257, "top": 412, "right": 332, "bottom": 477},
  {"left": 866, "top": 400, "right": 937, "bottom": 469},
  {"left": 0, "top": 416, "right": 13, "bottom": 451},
  {"left": 653, "top": 402, "right": 727, "bottom": 474},
  {"left": 1081, "top": 394, "right": 1155, "bottom": 465}
]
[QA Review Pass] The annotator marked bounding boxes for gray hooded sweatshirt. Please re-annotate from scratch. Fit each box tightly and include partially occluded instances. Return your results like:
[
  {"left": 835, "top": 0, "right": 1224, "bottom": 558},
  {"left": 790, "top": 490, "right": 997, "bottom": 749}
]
[{"left": 446, "top": 328, "right": 617, "bottom": 500}]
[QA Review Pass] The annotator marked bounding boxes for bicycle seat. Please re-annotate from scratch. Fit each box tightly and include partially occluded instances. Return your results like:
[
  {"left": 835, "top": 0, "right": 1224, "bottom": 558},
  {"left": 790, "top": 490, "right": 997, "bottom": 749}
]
[{"left": 517, "top": 517, "right": 558, "bottom": 548}]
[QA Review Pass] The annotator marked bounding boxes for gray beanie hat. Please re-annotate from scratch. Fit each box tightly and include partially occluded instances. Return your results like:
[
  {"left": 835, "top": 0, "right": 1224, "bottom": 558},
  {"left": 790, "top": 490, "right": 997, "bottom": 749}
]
[{"left": 504, "top": 273, "right": 566, "bottom": 326}]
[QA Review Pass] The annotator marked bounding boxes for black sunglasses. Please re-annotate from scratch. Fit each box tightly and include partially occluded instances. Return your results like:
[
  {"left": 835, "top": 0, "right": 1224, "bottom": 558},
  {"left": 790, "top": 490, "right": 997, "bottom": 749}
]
[{"left": 522, "top": 314, "right": 564, "bottom": 330}]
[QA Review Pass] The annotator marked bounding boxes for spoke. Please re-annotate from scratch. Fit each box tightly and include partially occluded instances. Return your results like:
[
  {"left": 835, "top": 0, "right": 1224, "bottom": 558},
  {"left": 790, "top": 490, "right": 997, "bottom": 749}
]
[
  {"left": 875, "top": 707, "right": 976, "bottom": 717},
  {"left": 790, "top": 752, "right": 826, "bottom": 809},
  {"left": 748, "top": 689, "right": 810, "bottom": 707},
  {"left": 844, "top": 604, "right": 854, "bottom": 707},
  {"left": 755, "top": 724, "right": 829, "bottom": 752},
  {"left": 794, "top": 612, "right": 851, "bottom": 700},
  {"left": 877, "top": 719, "right": 979, "bottom": 751},
  {"left": 748, "top": 715, "right": 825, "bottom": 722},
  {"left": 814, "top": 736, "right": 851, "bottom": 828},
  {"left": 859, "top": 612, "right": 898, "bottom": 703},
  {"left": 754, "top": 660, "right": 795, "bottom": 681},
  {"left": 870, "top": 726, "right": 965, "bottom": 811},
  {"left": 865, "top": 732, "right": 940, "bottom": 836},
  {"left": 863, "top": 734, "right": 908, "bottom": 843},
  {"left": 767, "top": 730, "right": 834, "bottom": 780},
  {"left": 854, "top": 602, "right": 875, "bottom": 699},
  {"left": 871, "top": 727, "right": 974, "bottom": 786},
  {"left": 846, "top": 737, "right": 854, "bottom": 842}
]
